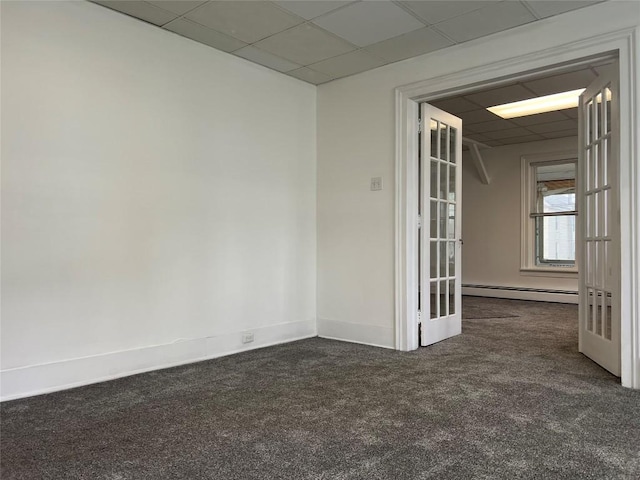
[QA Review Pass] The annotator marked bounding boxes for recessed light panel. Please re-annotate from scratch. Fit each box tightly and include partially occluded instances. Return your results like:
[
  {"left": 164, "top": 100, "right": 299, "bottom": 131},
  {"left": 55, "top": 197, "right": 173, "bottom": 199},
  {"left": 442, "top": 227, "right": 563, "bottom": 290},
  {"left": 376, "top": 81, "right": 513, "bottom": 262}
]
[{"left": 487, "top": 89, "right": 586, "bottom": 119}]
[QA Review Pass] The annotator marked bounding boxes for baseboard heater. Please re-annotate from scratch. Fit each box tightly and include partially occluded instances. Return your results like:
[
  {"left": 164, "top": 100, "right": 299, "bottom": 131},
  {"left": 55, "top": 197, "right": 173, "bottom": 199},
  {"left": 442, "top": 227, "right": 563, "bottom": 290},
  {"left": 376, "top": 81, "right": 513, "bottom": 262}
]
[{"left": 462, "top": 284, "right": 579, "bottom": 304}]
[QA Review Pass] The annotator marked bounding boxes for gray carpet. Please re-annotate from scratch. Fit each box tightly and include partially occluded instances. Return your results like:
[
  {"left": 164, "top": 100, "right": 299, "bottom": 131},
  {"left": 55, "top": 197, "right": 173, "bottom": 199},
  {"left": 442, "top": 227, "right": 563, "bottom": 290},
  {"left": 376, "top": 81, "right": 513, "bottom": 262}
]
[{"left": 2, "top": 297, "right": 639, "bottom": 479}]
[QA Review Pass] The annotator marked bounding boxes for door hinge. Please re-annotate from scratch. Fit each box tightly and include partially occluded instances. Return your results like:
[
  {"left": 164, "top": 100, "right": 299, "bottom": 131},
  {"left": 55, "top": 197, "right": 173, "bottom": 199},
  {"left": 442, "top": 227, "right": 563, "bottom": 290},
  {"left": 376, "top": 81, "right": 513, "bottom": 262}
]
[
  {"left": 417, "top": 214, "right": 422, "bottom": 228},
  {"left": 418, "top": 118, "right": 422, "bottom": 133},
  {"left": 417, "top": 310, "right": 422, "bottom": 323}
]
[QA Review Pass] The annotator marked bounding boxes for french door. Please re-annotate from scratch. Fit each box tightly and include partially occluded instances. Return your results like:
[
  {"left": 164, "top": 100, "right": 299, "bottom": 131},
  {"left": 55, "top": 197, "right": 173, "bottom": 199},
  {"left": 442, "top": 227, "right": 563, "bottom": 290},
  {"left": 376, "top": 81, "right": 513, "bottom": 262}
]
[
  {"left": 419, "top": 104, "right": 462, "bottom": 346},
  {"left": 578, "top": 64, "right": 620, "bottom": 376}
]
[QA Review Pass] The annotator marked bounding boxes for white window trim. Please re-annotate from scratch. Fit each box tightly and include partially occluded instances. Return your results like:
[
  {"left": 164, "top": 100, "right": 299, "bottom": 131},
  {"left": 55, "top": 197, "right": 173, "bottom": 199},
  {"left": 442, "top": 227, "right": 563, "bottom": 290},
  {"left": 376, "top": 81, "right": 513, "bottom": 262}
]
[{"left": 521, "top": 151, "right": 578, "bottom": 277}]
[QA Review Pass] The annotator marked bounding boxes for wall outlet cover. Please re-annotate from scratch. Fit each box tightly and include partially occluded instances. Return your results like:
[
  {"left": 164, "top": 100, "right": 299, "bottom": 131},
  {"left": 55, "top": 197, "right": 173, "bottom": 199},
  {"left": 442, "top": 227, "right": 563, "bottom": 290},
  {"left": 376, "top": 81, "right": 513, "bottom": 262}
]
[{"left": 242, "top": 332, "right": 254, "bottom": 344}]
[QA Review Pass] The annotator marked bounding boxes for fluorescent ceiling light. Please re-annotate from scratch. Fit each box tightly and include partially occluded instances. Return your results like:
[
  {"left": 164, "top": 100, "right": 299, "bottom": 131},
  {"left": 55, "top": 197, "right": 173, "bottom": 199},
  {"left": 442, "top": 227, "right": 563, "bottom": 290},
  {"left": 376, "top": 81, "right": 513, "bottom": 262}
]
[{"left": 487, "top": 88, "right": 586, "bottom": 119}]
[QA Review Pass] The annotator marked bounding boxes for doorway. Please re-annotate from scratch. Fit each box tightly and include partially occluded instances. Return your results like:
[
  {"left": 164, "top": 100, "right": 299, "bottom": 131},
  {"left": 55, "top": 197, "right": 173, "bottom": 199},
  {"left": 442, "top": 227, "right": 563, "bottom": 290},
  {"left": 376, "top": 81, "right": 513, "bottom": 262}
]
[{"left": 394, "top": 30, "right": 638, "bottom": 389}]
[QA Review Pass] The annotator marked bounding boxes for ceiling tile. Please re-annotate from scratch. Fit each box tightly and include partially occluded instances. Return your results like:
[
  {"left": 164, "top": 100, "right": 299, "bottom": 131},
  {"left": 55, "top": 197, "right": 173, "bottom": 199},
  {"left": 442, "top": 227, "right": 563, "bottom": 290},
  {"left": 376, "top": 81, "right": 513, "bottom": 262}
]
[
  {"left": 563, "top": 108, "right": 578, "bottom": 119},
  {"left": 527, "top": 119, "right": 578, "bottom": 134},
  {"left": 146, "top": 1, "right": 206, "bottom": 16},
  {"left": 234, "top": 46, "right": 301, "bottom": 73},
  {"left": 401, "top": 1, "right": 500, "bottom": 25},
  {"left": 511, "top": 111, "right": 570, "bottom": 127},
  {"left": 482, "top": 127, "right": 533, "bottom": 140},
  {"left": 523, "top": 69, "right": 596, "bottom": 96},
  {"left": 525, "top": 1, "right": 602, "bottom": 19},
  {"left": 460, "top": 124, "right": 479, "bottom": 134},
  {"left": 94, "top": 1, "right": 178, "bottom": 26},
  {"left": 163, "top": 18, "right": 247, "bottom": 52},
  {"left": 185, "top": 1, "right": 303, "bottom": 43},
  {"left": 309, "top": 50, "right": 386, "bottom": 78},
  {"left": 467, "top": 119, "right": 519, "bottom": 134},
  {"left": 430, "top": 96, "right": 479, "bottom": 115},
  {"left": 435, "top": 1, "right": 536, "bottom": 43},
  {"left": 312, "top": 1, "right": 425, "bottom": 47},
  {"left": 287, "top": 67, "right": 333, "bottom": 85},
  {"left": 464, "top": 84, "right": 535, "bottom": 108},
  {"left": 459, "top": 109, "right": 501, "bottom": 125},
  {"left": 254, "top": 23, "right": 355, "bottom": 66},
  {"left": 540, "top": 129, "right": 579, "bottom": 140},
  {"left": 274, "top": 1, "right": 353, "bottom": 20},
  {"left": 497, "top": 134, "right": 547, "bottom": 145},
  {"left": 364, "top": 27, "right": 453, "bottom": 63},
  {"left": 463, "top": 133, "right": 491, "bottom": 143}
]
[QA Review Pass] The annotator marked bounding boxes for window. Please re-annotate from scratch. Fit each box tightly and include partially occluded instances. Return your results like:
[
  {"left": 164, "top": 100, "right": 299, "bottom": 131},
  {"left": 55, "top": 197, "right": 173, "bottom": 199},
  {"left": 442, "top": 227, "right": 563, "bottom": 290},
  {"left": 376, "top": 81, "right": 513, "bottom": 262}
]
[{"left": 521, "top": 153, "right": 578, "bottom": 275}]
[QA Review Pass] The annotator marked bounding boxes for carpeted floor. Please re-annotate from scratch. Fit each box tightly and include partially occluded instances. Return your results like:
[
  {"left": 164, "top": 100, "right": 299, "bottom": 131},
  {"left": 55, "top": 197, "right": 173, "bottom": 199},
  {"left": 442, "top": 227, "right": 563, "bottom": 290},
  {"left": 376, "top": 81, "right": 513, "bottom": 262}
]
[{"left": 2, "top": 297, "right": 639, "bottom": 479}]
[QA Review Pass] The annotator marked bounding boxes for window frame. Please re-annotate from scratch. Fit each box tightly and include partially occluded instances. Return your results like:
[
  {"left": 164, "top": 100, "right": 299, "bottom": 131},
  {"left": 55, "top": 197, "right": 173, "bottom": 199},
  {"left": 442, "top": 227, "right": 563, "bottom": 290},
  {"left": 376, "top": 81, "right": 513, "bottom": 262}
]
[{"left": 521, "top": 151, "right": 579, "bottom": 277}]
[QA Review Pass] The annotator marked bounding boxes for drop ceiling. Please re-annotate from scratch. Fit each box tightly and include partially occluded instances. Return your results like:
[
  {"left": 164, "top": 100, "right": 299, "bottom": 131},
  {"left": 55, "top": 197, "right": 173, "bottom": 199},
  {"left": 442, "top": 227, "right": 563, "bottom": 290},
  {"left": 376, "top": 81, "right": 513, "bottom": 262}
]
[
  {"left": 92, "top": 0, "right": 605, "bottom": 85},
  {"left": 430, "top": 58, "right": 614, "bottom": 147}
]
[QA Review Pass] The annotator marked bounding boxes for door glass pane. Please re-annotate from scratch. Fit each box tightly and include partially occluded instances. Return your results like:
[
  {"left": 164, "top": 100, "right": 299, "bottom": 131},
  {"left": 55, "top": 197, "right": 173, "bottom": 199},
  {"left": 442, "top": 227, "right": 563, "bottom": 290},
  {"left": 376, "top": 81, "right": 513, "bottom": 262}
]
[
  {"left": 585, "top": 147, "right": 591, "bottom": 191},
  {"left": 592, "top": 100, "right": 594, "bottom": 142},
  {"left": 590, "top": 240, "right": 597, "bottom": 286},
  {"left": 449, "top": 128, "right": 457, "bottom": 164},
  {"left": 592, "top": 241, "right": 599, "bottom": 287},
  {"left": 593, "top": 193, "right": 599, "bottom": 238},
  {"left": 440, "top": 241, "right": 447, "bottom": 277},
  {"left": 603, "top": 240, "right": 610, "bottom": 290},
  {"left": 605, "top": 137, "right": 611, "bottom": 188},
  {"left": 595, "top": 290, "right": 603, "bottom": 335},
  {"left": 440, "top": 163, "right": 447, "bottom": 199},
  {"left": 603, "top": 189, "right": 609, "bottom": 237},
  {"left": 602, "top": 138, "right": 608, "bottom": 187},
  {"left": 448, "top": 203, "right": 456, "bottom": 240},
  {"left": 439, "top": 202, "right": 447, "bottom": 239},
  {"left": 439, "top": 280, "right": 447, "bottom": 317},
  {"left": 585, "top": 194, "right": 594, "bottom": 238},
  {"left": 448, "top": 241, "right": 456, "bottom": 276},
  {"left": 449, "top": 279, "right": 455, "bottom": 315},
  {"left": 430, "top": 200, "right": 437, "bottom": 238},
  {"left": 600, "top": 292, "right": 608, "bottom": 339},
  {"left": 604, "top": 293, "right": 612, "bottom": 340},
  {"left": 598, "top": 240, "right": 605, "bottom": 289},
  {"left": 430, "top": 281, "right": 437, "bottom": 319},
  {"left": 448, "top": 165, "right": 456, "bottom": 202},
  {"left": 430, "top": 120, "right": 438, "bottom": 158},
  {"left": 430, "top": 241, "right": 437, "bottom": 279},
  {"left": 587, "top": 288, "right": 594, "bottom": 332},
  {"left": 605, "top": 86, "right": 612, "bottom": 134},
  {"left": 430, "top": 161, "right": 438, "bottom": 199},
  {"left": 439, "top": 123, "right": 448, "bottom": 160},
  {"left": 596, "top": 91, "right": 602, "bottom": 139},
  {"left": 586, "top": 241, "right": 592, "bottom": 286},
  {"left": 591, "top": 144, "right": 598, "bottom": 190},
  {"left": 597, "top": 142, "right": 604, "bottom": 189}
]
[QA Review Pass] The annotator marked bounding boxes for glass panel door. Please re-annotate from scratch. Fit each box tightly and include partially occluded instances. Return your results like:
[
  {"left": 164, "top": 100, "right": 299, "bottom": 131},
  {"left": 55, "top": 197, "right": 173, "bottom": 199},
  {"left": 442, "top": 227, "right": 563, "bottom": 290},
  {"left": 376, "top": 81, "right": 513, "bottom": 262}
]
[
  {"left": 578, "top": 64, "right": 620, "bottom": 376},
  {"left": 420, "top": 104, "right": 462, "bottom": 346}
]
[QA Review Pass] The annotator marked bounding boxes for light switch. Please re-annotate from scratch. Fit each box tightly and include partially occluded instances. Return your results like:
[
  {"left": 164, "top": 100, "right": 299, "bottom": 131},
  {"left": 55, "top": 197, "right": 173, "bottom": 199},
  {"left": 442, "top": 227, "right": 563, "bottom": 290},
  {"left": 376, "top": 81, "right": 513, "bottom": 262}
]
[{"left": 370, "top": 176, "right": 383, "bottom": 191}]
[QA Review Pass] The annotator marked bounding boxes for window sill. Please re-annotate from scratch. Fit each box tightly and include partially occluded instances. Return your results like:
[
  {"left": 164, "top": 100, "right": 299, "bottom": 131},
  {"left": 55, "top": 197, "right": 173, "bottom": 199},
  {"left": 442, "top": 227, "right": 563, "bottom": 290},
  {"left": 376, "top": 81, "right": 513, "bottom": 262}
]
[{"left": 520, "top": 268, "right": 578, "bottom": 278}]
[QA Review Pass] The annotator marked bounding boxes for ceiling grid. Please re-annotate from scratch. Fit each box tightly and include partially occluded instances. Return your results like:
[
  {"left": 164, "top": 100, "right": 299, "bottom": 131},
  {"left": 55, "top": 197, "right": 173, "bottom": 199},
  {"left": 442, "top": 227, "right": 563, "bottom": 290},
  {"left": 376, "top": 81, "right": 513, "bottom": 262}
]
[{"left": 92, "top": 0, "right": 605, "bottom": 85}]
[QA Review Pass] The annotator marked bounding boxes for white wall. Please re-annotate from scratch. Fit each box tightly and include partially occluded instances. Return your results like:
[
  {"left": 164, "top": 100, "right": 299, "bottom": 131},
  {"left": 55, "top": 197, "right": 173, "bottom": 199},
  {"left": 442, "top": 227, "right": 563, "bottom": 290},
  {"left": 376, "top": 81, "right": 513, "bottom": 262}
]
[
  {"left": 462, "top": 137, "right": 579, "bottom": 296},
  {"left": 316, "top": 1, "right": 640, "bottom": 348},
  {"left": 1, "top": 1, "right": 317, "bottom": 400}
]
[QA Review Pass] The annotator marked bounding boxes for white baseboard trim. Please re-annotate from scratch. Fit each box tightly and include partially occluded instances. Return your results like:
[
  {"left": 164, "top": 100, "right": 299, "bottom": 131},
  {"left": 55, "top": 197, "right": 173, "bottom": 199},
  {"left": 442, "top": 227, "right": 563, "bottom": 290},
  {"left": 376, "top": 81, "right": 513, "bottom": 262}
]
[
  {"left": 1, "top": 320, "right": 316, "bottom": 402},
  {"left": 462, "top": 285, "right": 579, "bottom": 304},
  {"left": 317, "top": 318, "right": 394, "bottom": 349}
]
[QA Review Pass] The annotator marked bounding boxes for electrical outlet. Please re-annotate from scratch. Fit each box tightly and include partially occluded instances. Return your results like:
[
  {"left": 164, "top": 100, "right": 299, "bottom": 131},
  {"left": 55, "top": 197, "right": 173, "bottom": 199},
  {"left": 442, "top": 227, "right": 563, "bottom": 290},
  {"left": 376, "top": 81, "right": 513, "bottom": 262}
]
[
  {"left": 242, "top": 332, "right": 254, "bottom": 344},
  {"left": 370, "top": 176, "right": 383, "bottom": 191}
]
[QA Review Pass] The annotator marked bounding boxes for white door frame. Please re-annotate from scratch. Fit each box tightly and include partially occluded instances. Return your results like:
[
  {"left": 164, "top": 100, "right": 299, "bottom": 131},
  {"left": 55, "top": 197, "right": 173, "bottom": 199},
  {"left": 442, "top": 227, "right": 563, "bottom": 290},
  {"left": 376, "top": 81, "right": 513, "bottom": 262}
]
[{"left": 394, "top": 28, "right": 639, "bottom": 389}]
